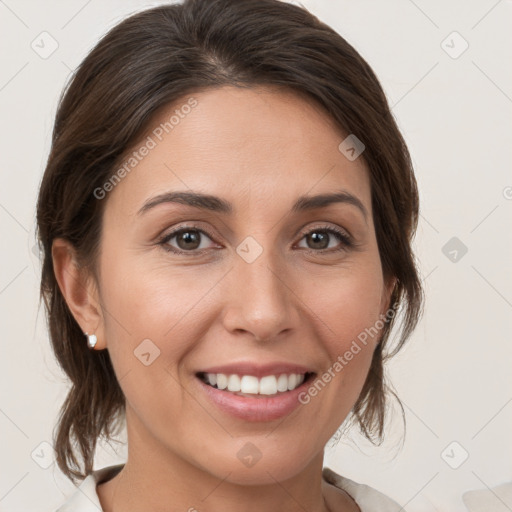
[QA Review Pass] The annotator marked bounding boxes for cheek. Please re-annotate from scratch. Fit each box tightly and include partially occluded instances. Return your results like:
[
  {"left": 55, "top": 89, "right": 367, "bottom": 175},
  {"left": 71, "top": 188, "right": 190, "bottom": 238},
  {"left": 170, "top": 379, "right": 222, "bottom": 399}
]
[
  {"left": 97, "top": 260, "right": 207, "bottom": 424},
  {"left": 308, "top": 260, "right": 386, "bottom": 347},
  {"left": 98, "top": 250, "right": 222, "bottom": 372},
  {"left": 301, "top": 259, "right": 385, "bottom": 402}
]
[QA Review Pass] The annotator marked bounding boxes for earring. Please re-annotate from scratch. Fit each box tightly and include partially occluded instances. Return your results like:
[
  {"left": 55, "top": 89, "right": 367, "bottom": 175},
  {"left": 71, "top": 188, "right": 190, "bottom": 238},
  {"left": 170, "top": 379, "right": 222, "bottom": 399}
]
[{"left": 85, "top": 332, "right": 97, "bottom": 349}]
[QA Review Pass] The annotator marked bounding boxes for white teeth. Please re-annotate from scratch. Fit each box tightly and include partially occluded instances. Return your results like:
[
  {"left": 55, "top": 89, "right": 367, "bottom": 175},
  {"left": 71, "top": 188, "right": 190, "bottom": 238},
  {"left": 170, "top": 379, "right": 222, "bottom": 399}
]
[
  {"left": 227, "top": 374, "right": 241, "bottom": 392},
  {"left": 201, "top": 372, "right": 308, "bottom": 395},
  {"left": 216, "top": 373, "right": 228, "bottom": 390},
  {"left": 240, "top": 375, "right": 259, "bottom": 393},
  {"left": 276, "top": 374, "right": 289, "bottom": 392},
  {"left": 259, "top": 375, "right": 277, "bottom": 395},
  {"left": 287, "top": 373, "right": 298, "bottom": 391}
]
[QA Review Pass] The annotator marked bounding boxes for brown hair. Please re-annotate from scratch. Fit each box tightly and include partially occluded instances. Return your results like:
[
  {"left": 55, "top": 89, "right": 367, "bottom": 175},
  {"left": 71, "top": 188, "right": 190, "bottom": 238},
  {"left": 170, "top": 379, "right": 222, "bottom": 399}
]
[{"left": 36, "top": 0, "right": 424, "bottom": 483}]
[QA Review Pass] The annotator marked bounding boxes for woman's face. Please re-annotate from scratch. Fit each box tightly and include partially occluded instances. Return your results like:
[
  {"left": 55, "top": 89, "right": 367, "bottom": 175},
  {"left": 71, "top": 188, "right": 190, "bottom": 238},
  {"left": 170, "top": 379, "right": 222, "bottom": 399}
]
[{"left": 92, "top": 85, "right": 394, "bottom": 484}]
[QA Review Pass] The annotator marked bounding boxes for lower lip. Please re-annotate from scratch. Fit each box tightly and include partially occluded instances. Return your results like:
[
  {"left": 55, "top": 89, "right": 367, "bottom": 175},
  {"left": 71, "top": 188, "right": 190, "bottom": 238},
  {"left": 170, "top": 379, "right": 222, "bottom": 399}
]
[{"left": 196, "top": 374, "right": 314, "bottom": 422}]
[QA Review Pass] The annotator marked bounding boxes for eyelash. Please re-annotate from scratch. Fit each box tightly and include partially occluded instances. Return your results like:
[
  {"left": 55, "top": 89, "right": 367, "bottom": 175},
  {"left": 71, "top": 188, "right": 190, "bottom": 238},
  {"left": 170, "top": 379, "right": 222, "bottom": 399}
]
[{"left": 157, "top": 224, "right": 355, "bottom": 256}]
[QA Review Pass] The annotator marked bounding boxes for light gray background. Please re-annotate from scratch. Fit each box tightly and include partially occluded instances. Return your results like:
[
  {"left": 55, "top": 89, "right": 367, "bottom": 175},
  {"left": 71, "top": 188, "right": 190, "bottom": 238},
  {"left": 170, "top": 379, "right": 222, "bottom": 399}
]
[{"left": 0, "top": 1, "right": 511, "bottom": 511}]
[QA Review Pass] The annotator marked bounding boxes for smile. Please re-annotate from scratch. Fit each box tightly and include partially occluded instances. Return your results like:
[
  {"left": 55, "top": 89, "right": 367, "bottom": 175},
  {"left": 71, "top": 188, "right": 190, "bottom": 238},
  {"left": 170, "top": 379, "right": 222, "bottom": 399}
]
[
  {"left": 195, "top": 370, "right": 317, "bottom": 422},
  {"left": 197, "top": 371, "right": 314, "bottom": 396}
]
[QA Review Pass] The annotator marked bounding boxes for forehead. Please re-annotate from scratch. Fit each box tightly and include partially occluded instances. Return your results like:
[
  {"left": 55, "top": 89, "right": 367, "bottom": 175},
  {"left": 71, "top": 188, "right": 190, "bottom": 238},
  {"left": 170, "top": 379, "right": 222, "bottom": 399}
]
[{"left": 105, "top": 85, "right": 371, "bottom": 219}]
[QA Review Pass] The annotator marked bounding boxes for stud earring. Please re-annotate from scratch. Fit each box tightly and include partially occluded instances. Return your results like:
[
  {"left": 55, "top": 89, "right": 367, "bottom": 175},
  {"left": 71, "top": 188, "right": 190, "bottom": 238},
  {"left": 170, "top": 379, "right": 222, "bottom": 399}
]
[{"left": 85, "top": 332, "right": 97, "bottom": 349}]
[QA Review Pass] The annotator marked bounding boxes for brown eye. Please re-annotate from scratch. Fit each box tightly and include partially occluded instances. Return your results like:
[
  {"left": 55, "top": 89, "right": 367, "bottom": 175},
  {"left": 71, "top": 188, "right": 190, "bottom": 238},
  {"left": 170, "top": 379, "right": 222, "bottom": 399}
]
[
  {"left": 297, "top": 226, "right": 353, "bottom": 253},
  {"left": 305, "top": 231, "right": 330, "bottom": 250},
  {"left": 175, "top": 230, "right": 202, "bottom": 250},
  {"left": 159, "top": 226, "right": 218, "bottom": 254}
]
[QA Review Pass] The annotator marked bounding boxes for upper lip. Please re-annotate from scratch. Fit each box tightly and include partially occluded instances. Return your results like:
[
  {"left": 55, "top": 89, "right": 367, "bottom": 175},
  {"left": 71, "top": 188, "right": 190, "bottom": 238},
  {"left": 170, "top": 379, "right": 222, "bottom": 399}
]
[{"left": 196, "top": 361, "right": 315, "bottom": 379}]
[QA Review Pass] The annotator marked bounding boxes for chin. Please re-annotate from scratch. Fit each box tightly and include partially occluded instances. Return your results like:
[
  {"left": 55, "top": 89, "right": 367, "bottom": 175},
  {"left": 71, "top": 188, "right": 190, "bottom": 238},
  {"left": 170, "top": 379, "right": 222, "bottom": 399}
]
[{"left": 194, "top": 444, "right": 316, "bottom": 486}]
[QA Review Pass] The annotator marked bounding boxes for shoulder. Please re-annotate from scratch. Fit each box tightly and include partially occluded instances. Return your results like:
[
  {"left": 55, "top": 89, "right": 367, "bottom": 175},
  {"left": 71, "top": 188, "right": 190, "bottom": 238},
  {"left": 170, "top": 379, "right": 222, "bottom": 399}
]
[
  {"left": 462, "top": 480, "right": 512, "bottom": 511},
  {"left": 322, "top": 466, "right": 405, "bottom": 512},
  {"left": 54, "top": 464, "right": 124, "bottom": 512}
]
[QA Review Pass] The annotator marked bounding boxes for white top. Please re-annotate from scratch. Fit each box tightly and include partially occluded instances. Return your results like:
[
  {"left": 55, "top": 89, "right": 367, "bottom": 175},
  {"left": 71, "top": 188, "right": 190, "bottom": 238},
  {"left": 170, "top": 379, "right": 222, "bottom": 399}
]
[
  {"left": 54, "top": 464, "right": 405, "bottom": 511},
  {"left": 462, "top": 480, "right": 512, "bottom": 512}
]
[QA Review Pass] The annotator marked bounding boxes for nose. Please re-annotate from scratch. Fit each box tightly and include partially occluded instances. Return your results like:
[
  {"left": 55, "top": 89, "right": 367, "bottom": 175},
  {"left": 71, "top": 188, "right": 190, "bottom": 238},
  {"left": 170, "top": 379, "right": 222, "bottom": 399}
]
[{"left": 221, "top": 244, "right": 299, "bottom": 342}]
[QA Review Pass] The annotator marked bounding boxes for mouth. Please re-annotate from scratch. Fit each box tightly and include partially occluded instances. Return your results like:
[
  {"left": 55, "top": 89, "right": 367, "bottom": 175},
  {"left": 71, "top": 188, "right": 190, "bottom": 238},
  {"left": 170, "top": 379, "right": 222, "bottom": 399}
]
[
  {"left": 195, "top": 370, "right": 317, "bottom": 421},
  {"left": 195, "top": 371, "right": 316, "bottom": 398}
]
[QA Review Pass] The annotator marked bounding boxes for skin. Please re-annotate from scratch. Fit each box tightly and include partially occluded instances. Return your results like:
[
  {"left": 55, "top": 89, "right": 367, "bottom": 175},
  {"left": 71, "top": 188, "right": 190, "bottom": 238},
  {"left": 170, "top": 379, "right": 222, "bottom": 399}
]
[{"left": 53, "top": 85, "right": 395, "bottom": 512}]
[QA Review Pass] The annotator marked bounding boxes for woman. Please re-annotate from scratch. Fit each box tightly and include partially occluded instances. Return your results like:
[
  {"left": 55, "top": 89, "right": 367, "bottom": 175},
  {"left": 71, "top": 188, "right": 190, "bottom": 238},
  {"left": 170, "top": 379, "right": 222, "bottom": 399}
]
[{"left": 36, "top": 0, "right": 423, "bottom": 510}]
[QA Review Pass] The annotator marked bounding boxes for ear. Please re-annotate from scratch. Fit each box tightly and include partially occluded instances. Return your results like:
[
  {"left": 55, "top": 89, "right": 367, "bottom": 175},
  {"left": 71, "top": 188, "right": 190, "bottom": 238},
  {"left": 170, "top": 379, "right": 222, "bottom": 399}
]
[{"left": 52, "top": 238, "right": 106, "bottom": 350}]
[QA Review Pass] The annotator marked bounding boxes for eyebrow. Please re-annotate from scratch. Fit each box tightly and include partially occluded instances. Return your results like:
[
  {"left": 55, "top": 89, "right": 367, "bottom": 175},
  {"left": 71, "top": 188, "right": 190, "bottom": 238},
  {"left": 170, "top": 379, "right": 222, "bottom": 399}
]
[{"left": 137, "top": 189, "right": 368, "bottom": 221}]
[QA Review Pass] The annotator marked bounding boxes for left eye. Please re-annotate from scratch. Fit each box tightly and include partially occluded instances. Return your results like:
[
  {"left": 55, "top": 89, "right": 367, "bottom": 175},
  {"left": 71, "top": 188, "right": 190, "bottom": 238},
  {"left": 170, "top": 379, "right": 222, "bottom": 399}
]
[
  {"left": 160, "top": 228, "right": 216, "bottom": 253},
  {"left": 296, "top": 227, "right": 352, "bottom": 252}
]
